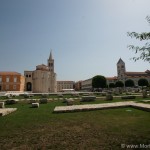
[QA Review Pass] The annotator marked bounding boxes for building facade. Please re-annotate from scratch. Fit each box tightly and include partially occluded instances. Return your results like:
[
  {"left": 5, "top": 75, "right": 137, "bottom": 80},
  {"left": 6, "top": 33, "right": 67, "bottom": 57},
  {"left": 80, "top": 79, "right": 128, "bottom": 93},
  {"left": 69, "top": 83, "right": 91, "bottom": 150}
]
[
  {"left": 0, "top": 72, "right": 25, "bottom": 92},
  {"left": 57, "top": 81, "right": 74, "bottom": 92},
  {"left": 81, "top": 58, "right": 150, "bottom": 91},
  {"left": 117, "top": 58, "right": 150, "bottom": 86},
  {"left": 74, "top": 80, "right": 82, "bottom": 91},
  {"left": 24, "top": 51, "right": 57, "bottom": 93},
  {"left": 106, "top": 77, "right": 118, "bottom": 86},
  {"left": 81, "top": 78, "right": 92, "bottom": 91}
]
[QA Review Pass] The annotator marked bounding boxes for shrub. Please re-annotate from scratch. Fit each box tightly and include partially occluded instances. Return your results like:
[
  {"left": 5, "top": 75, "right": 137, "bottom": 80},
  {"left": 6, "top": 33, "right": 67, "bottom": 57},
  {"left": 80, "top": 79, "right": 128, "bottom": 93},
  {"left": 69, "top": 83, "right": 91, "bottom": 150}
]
[
  {"left": 121, "top": 96, "right": 136, "bottom": 99},
  {"left": 42, "top": 94, "right": 48, "bottom": 98},
  {"left": 29, "top": 99, "right": 38, "bottom": 104},
  {"left": 106, "top": 93, "right": 113, "bottom": 101},
  {"left": 101, "top": 92, "right": 106, "bottom": 96},
  {"left": 24, "top": 94, "right": 30, "bottom": 98},
  {"left": 39, "top": 98, "right": 48, "bottom": 104},
  {"left": 81, "top": 96, "right": 96, "bottom": 102},
  {"left": 5, "top": 99, "right": 17, "bottom": 105},
  {"left": 57, "top": 94, "right": 63, "bottom": 97},
  {"left": 142, "top": 90, "right": 147, "bottom": 98}
]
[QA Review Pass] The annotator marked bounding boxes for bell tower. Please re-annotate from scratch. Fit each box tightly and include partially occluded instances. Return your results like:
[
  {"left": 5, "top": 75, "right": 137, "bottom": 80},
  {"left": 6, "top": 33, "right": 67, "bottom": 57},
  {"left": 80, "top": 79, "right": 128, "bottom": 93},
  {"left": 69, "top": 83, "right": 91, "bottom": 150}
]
[
  {"left": 117, "top": 58, "right": 126, "bottom": 81},
  {"left": 47, "top": 50, "right": 54, "bottom": 72}
]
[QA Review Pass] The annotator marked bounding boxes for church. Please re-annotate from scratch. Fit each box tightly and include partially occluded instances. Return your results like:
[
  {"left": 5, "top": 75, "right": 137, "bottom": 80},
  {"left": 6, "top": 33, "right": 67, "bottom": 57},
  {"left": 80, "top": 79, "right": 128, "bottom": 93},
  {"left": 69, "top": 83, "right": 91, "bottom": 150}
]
[
  {"left": 117, "top": 58, "right": 150, "bottom": 86},
  {"left": 24, "top": 51, "right": 57, "bottom": 93}
]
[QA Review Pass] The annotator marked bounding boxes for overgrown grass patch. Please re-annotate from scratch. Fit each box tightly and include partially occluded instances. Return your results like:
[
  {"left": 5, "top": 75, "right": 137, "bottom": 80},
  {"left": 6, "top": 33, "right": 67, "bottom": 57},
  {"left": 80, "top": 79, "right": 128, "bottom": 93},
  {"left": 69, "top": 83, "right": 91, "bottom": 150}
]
[{"left": 0, "top": 100, "right": 150, "bottom": 150}]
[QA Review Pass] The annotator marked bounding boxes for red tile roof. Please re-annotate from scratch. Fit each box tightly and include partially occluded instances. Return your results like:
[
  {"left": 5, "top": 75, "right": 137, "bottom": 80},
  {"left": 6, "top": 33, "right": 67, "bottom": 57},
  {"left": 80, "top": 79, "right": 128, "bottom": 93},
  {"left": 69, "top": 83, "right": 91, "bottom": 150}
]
[
  {"left": 106, "top": 76, "right": 118, "bottom": 80},
  {"left": 0, "top": 72, "right": 21, "bottom": 75},
  {"left": 125, "top": 72, "right": 147, "bottom": 75},
  {"left": 125, "top": 71, "right": 150, "bottom": 77}
]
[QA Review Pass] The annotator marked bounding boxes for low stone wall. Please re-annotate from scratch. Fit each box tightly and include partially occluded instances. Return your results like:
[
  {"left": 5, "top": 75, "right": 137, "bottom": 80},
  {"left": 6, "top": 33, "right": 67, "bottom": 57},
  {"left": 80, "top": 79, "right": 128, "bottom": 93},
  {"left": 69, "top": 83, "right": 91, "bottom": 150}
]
[{"left": 53, "top": 101, "right": 150, "bottom": 113}]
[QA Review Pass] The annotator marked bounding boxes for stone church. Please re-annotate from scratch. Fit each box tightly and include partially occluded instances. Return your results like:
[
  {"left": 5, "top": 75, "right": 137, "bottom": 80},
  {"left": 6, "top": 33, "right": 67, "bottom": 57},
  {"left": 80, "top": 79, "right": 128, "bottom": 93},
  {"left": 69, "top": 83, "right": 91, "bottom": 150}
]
[
  {"left": 24, "top": 51, "right": 57, "bottom": 93},
  {"left": 117, "top": 58, "right": 150, "bottom": 86}
]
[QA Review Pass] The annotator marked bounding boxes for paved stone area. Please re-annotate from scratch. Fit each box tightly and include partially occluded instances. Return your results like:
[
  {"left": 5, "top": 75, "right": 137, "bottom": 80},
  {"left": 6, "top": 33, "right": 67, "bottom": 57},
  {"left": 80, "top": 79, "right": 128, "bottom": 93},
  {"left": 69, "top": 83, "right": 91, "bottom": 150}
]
[
  {"left": 54, "top": 101, "right": 150, "bottom": 113},
  {"left": 0, "top": 108, "right": 17, "bottom": 116},
  {"left": 141, "top": 100, "right": 150, "bottom": 102}
]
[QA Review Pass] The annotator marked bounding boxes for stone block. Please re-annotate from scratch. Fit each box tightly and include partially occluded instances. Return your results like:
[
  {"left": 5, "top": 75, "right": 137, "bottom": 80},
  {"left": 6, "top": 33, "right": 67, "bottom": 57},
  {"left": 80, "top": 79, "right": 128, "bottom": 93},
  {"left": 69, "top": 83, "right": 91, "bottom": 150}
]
[
  {"left": 66, "top": 98, "right": 74, "bottom": 106},
  {"left": 29, "top": 99, "right": 37, "bottom": 104},
  {"left": 32, "top": 103, "right": 39, "bottom": 108},
  {"left": 0, "top": 102, "right": 5, "bottom": 108}
]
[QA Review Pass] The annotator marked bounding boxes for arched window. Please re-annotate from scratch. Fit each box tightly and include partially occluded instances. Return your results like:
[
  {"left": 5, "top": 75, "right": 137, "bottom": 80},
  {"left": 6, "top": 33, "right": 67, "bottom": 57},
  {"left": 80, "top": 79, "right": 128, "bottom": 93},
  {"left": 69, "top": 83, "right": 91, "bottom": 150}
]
[{"left": 26, "top": 82, "right": 32, "bottom": 91}]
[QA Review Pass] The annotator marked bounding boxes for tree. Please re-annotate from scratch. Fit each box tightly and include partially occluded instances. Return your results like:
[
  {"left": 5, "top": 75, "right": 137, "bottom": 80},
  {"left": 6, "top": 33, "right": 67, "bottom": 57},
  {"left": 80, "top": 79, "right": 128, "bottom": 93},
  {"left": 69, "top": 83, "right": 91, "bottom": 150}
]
[
  {"left": 92, "top": 75, "right": 106, "bottom": 89},
  {"left": 109, "top": 83, "right": 115, "bottom": 88},
  {"left": 127, "top": 16, "right": 150, "bottom": 62},
  {"left": 115, "top": 81, "right": 124, "bottom": 88},
  {"left": 138, "top": 78, "right": 149, "bottom": 88},
  {"left": 125, "top": 79, "right": 135, "bottom": 87}
]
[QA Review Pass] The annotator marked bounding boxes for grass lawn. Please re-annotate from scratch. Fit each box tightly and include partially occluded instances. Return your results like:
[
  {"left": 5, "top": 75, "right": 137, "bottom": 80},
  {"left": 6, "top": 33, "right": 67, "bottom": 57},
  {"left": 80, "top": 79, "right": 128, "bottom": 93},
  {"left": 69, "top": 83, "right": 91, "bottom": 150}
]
[{"left": 0, "top": 100, "right": 150, "bottom": 150}]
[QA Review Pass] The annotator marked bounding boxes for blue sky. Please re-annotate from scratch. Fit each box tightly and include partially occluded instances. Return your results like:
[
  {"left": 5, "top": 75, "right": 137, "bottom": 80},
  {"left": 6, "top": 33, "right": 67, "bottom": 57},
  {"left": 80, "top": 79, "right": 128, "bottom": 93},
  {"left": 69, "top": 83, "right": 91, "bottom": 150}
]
[{"left": 0, "top": 0, "right": 150, "bottom": 81}]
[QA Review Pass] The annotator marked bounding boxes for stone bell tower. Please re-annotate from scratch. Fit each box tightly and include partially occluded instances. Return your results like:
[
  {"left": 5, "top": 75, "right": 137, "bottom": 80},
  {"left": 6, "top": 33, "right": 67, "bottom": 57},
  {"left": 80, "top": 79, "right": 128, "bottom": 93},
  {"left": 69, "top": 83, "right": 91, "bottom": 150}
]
[
  {"left": 47, "top": 50, "right": 54, "bottom": 73},
  {"left": 117, "top": 58, "right": 126, "bottom": 81}
]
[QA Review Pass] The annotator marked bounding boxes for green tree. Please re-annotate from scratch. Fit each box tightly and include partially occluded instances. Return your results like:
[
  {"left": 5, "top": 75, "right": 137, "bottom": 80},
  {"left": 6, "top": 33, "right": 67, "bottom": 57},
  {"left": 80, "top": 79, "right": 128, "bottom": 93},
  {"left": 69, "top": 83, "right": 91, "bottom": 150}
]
[
  {"left": 115, "top": 81, "right": 124, "bottom": 88},
  {"left": 92, "top": 75, "right": 106, "bottom": 89},
  {"left": 127, "top": 16, "right": 150, "bottom": 62},
  {"left": 138, "top": 78, "right": 149, "bottom": 88},
  {"left": 109, "top": 83, "right": 115, "bottom": 88},
  {"left": 125, "top": 79, "right": 135, "bottom": 87}
]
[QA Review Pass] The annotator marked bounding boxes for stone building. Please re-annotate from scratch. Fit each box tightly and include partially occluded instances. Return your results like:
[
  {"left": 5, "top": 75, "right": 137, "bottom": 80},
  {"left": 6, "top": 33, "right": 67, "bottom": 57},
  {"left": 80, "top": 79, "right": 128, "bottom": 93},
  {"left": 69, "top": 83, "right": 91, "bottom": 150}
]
[
  {"left": 81, "top": 78, "right": 92, "bottom": 91},
  {"left": 80, "top": 58, "right": 150, "bottom": 91},
  {"left": 57, "top": 81, "right": 74, "bottom": 92},
  {"left": 74, "top": 80, "right": 82, "bottom": 91},
  {"left": 0, "top": 72, "right": 25, "bottom": 92},
  {"left": 24, "top": 51, "right": 57, "bottom": 93},
  {"left": 117, "top": 58, "right": 150, "bottom": 86}
]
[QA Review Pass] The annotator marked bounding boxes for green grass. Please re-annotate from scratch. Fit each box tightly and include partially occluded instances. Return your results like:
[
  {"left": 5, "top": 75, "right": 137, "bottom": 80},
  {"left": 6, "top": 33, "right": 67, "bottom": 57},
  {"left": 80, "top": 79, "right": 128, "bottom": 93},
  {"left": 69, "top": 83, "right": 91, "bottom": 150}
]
[{"left": 0, "top": 100, "right": 150, "bottom": 150}]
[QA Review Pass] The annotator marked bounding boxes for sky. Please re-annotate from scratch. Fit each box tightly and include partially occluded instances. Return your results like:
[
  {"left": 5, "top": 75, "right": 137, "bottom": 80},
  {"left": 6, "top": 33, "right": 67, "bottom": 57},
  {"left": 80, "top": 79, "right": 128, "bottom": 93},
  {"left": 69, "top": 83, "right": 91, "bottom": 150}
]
[{"left": 0, "top": 0, "right": 150, "bottom": 81}]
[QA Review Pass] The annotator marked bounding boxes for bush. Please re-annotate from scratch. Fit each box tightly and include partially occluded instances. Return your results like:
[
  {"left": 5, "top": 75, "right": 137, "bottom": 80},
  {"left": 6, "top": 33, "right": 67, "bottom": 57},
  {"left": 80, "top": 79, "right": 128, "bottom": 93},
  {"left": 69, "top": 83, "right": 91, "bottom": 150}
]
[
  {"left": 5, "top": 99, "right": 17, "bottom": 105},
  {"left": 126, "top": 92, "right": 131, "bottom": 95},
  {"left": 57, "top": 94, "right": 63, "bottom": 97},
  {"left": 39, "top": 98, "right": 48, "bottom": 104},
  {"left": 106, "top": 93, "right": 113, "bottom": 101},
  {"left": 24, "top": 94, "right": 30, "bottom": 98},
  {"left": 101, "top": 92, "right": 106, "bottom": 96},
  {"left": 0, "top": 96, "right": 8, "bottom": 99},
  {"left": 29, "top": 99, "right": 38, "bottom": 104},
  {"left": 121, "top": 96, "right": 136, "bottom": 99},
  {"left": 142, "top": 90, "right": 147, "bottom": 98},
  {"left": 42, "top": 94, "right": 48, "bottom": 98},
  {"left": 72, "top": 93, "right": 80, "bottom": 97},
  {"left": 81, "top": 96, "right": 96, "bottom": 102}
]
